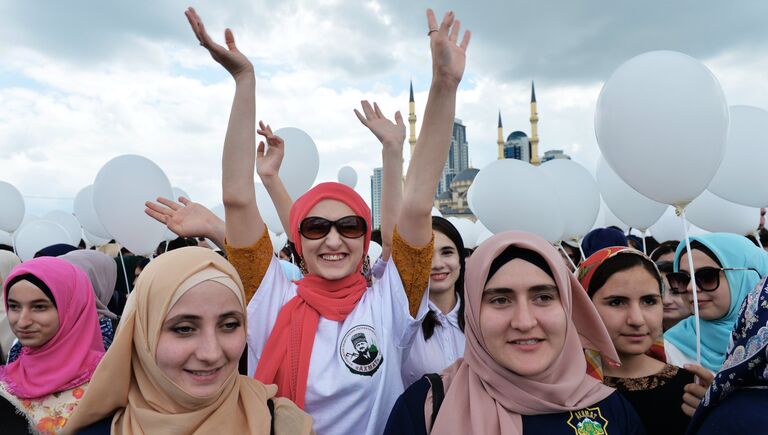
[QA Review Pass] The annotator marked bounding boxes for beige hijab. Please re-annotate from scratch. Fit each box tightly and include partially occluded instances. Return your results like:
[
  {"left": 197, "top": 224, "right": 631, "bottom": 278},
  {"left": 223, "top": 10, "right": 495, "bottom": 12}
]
[
  {"left": 432, "top": 231, "right": 618, "bottom": 435},
  {"left": 0, "top": 250, "right": 21, "bottom": 361},
  {"left": 63, "top": 247, "right": 313, "bottom": 435}
]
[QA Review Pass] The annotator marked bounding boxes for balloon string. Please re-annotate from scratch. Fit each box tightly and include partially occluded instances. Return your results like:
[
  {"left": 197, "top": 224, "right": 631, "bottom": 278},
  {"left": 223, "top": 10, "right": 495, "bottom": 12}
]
[
  {"left": 755, "top": 231, "right": 764, "bottom": 250},
  {"left": 642, "top": 231, "right": 648, "bottom": 255},
  {"left": 577, "top": 237, "right": 586, "bottom": 261},
  {"left": 680, "top": 208, "right": 702, "bottom": 368},
  {"left": 165, "top": 240, "right": 169, "bottom": 253},
  {"left": 118, "top": 248, "right": 131, "bottom": 294},
  {"left": 557, "top": 242, "right": 577, "bottom": 272}
]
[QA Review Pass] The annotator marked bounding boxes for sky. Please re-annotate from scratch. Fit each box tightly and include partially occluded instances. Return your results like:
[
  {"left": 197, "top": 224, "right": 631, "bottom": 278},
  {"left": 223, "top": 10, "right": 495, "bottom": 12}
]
[{"left": 1, "top": 0, "right": 767, "bottom": 217}]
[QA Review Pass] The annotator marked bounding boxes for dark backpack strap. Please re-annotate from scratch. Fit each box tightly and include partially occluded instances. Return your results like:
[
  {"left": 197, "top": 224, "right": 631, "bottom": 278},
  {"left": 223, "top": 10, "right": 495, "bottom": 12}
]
[
  {"left": 424, "top": 373, "right": 445, "bottom": 428},
  {"left": 267, "top": 398, "right": 276, "bottom": 435}
]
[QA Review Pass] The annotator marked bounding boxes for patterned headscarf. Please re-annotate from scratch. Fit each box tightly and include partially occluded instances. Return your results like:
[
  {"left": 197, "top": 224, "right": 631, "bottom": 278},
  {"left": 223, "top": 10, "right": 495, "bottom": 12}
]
[{"left": 687, "top": 276, "right": 768, "bottom": 433}]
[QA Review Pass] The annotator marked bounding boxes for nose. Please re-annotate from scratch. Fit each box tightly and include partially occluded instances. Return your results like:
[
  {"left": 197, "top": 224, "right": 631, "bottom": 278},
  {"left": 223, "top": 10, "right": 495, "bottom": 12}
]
[
  {"left": 16, "top": 307, "right": 34, "bottom": 329},
  {"left": 431, "top": 252, "right": 444, "bottom": 271},
  {"left": 510, "top": 300, "right": 537, "bottom": 331},
  {"left": 626, "top": 302, "right": 645, "bottom": 327},
  {"left": 323, "top": 227, "right": 343, "bottom": 249},
  {"left": 195, "top": 328, "right": 224, "bottom": 364}
]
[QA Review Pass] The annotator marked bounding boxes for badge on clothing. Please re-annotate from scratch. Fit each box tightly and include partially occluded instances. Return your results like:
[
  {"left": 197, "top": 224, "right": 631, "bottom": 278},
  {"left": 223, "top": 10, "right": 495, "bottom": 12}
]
[
  {"left": 340, "top": 325, "right": 383, "bottom": 376},
  {"left": 567, "top": 407, "right": 608, "bottom": 435}
]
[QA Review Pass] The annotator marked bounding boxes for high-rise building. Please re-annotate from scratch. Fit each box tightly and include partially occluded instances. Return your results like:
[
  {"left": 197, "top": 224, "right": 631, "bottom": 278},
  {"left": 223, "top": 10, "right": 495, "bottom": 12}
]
[
  {"left": 496, "top": 82, "right": 542, "bottom": 165},
  {"left": 370, "top": 167, "right": 383, "bottom": 230},
  {"left": 438, "top": 118, "right": 469, "bottom": 195},
  {"left": 541, "top": 149, "right": 572, "bottom": 162}
]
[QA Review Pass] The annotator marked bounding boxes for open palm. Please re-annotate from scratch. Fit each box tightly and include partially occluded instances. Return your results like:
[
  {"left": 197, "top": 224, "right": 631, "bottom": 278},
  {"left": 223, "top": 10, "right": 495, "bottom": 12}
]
[
  {"left": 185, "top": 7, "right": 253, "bottom": 79},
  {"left": 427, "top": 9, "right": 471, "bottom": 88}
]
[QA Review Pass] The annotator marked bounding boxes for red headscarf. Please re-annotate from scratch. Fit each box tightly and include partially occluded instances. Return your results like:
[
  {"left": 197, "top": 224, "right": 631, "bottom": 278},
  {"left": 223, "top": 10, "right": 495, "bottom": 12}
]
[
  {"left": 255, "top": 182, "right": 371, "bottom": 408},
  {"left": 577, "top": 246, "right": 667, "bottom": 364},
  {"left": 1, "top": 257, "right": 104, "bottom": 399}
]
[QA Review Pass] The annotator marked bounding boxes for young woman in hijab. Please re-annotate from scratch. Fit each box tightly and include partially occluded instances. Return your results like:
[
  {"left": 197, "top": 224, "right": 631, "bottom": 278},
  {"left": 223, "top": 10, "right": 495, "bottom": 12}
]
[
  {"left": 180, "top": 7, "right": 469, "bottom": 434},
  {"left": 401, "top": 217, "right": 466, "bottom": 387},
  {"left": 664, "top": 233, "right": 768, "bottom": 372},
  {"left": 62, "top": 247, "right": 313, "bottom": 435},
  {"left": 384, "top": 231, "right": 643, "bottom": 435},
  {"left": 6, "top": 250, "right": 119, "bottom": 363},
  {"left": 577, "top": 247, "right": 693, "bottom": 434},
  {"left": 0, "top": 250, "right": 21, "bottom": 362},
  {"left": 0, "top": 257, "right": 105, "bottom": 434},
  {"left": 650, "top": 241, "right": 691, "bottom": 330},
  {"left": 685, "top": 276, "right": 768, "bottom": 434}
]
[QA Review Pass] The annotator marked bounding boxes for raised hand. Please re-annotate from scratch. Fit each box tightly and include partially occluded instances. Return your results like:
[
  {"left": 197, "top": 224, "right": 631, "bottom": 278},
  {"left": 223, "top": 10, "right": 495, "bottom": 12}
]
[
  {"left": 145, "top": 197, "right": 223, "bottom": 241},
  {"left": 681, "top": 364, "right": 715, "bottom": 417},
  {"left": 256, "top": 121, "right": 285, "bottom": 179},
  {"left": 426, "top": 9, "right": 471, "bottom": 88},
  {"left": 185, "top": 7, "right": 253, "bottom": 80},
  {"left": 354, "top": 101, "right": 405, "bottom": 150}
]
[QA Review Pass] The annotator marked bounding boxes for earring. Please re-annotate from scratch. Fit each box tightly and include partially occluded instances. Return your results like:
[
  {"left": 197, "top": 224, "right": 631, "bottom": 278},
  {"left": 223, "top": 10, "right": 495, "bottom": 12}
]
[
  {"left": 362, "top": 255, "right": 371, "bottom": 278},
  {"left": 299, "top": 256, "right": 308, "bottom": 275}
]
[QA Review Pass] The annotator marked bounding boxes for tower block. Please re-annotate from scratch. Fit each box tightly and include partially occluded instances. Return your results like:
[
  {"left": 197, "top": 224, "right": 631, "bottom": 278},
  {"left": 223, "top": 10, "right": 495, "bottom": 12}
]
[{"left": 529, "top": 81, "right": 541, "bottom": 166}]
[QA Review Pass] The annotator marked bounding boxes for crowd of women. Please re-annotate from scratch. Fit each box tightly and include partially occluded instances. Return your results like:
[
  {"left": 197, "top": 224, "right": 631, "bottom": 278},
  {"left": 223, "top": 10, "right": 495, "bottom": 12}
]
[{"left": 1, "top": 6, "right": 767, "bottom": 435}]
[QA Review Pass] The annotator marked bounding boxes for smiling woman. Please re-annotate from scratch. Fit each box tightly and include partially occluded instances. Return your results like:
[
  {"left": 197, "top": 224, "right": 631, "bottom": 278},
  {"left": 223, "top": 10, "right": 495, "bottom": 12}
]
[
  {"left": 384, "top": 231, "right": 644, "bottom": 435},
  {"left": 0, "top": 257, "right": 104, "bottom": 435},
  {"left": 62, "top": 247, "right": 313, "bottom": 435}
]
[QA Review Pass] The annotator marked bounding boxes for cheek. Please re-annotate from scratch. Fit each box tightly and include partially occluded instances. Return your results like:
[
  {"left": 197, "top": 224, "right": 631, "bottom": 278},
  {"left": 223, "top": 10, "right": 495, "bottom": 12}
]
[
  {"left": 540, "top": 305, "right": 567, "bottom": 345},
  {"left": 712, "top": 287, "right": 732, "bottom": 315},
  {"left": 155, "top": 335, "right": 191, "bottom": 371},
  {"left": 479, "top": 307, "right": 507, "bottom": 345},
  {"left": 221, "top": 331, "right": 247, "bottom": 361}
]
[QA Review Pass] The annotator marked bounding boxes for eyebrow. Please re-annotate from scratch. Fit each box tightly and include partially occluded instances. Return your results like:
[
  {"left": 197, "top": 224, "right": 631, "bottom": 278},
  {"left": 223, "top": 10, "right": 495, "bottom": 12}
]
[
  {"left": 483, "top": 284, "right": 558, "bottom": 296},
  {"left": 6, "top": 298, "right": 52, "bottom": 305},
  {"left": 164, "top": 311, "right": 244, "bottom": 324}
]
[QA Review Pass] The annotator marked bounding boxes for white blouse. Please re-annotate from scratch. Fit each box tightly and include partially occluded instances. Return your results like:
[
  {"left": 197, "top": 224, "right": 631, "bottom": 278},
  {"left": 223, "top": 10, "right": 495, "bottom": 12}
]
[{"left": 401, "top": 294, "right": 465, "bottom": 387}]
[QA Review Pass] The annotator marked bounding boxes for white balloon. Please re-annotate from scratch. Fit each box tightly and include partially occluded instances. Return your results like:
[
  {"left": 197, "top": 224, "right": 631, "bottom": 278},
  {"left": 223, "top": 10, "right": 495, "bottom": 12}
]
[
  {"left": 708, "top": 106, "right": 768, "bottom": 207},
  {"left": 14, "top": 220, "right": 72, "bottom": 261},
  {"left": 472, "top": 159, "right": 564, "bottom": 243},
  {"left": 476, "top": 228, "right": 494, "bottom": 246},
  {"left": 469, "top": 221, "right": 490, "bottom": 249},
  {"left": 686, "top": 190, "right": 759, "bottom": 235},
  {"left": 274, "top": 127, "right": 320, "bottom": 199},
  {"left": 93, "top": 155, "right": 174, "bottom": 256},
  {"left": 446, "top": 217, "right": 477, "bottom": 248},
  {"left": 595, "top": 51, "right": 729, "bottom": 205},
  {"left": 0, "top": 230, "right": 11, "bottom": 246},
  {"left": 466, "top": 182, "right": 476, "bottom": 213},
  {"left": 596, "top": 158, "right": 667, "bottom": 231},
  {"left": 368, "top": 241, "right": 383, "bottom": 261},
  {"left": 595, "top": 200, "right": 630, "bottom": 233},
  {"left": 74, "top": 185, "right": 111, "bottom": 239},
  {"left": 0, "top": 181, "right": 25, "bottom": 232},
  {"left": 256, "top": 183, "right": 284, "bottom": 234},
  {"left": 431, "top": 207, "right": 443, "bottom": 217},
  {"left": 42, "top": 210, "right": 82, "bottom": 246},
  {"left": 540, "top": 160, "right": 600, "bottom": 240},
  {"left": 172, "top": 187, "right": 191, "bottom": 202},
  {"left": 83, "top": 228, "right": 111, "bottom": 247},
  {"left": 650, "top": 207, "right": 688, "bottom": 243},
  {"left": 337, "top": 166, "right": 358, "bottom": 189}
]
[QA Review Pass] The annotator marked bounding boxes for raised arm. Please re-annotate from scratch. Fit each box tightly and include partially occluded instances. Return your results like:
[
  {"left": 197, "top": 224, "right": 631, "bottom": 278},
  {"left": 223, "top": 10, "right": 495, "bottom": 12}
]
[
  {"left": 145, "top": 197, "right": 226, "bottom": 249},
  {"left": 397, "top": 10, "right": 470, "bottom": 246},
  {"left": 185, "top": 7, "right": 264, "bottom": 247},
  {"left": 256, "top": 121, "right": 294, "bottom": 240},
  {"left": 354, "top": 101, "right": 405, "bottom": 261}
]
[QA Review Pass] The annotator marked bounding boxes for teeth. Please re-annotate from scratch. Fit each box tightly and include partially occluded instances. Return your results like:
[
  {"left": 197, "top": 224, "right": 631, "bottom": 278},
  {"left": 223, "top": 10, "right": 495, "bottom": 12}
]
[
  {"left": 189, "top": 369, "right": 217, "bottom": 376},
  {"left": 322, "top": 254, "right": 345, "bottom": 261},
  {"left": 512, "top": 339, "right": 540, "bottom": 345}
]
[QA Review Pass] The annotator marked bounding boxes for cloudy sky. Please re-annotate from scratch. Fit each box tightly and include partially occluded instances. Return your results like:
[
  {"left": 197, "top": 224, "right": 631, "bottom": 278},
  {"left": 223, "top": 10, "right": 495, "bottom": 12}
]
[{"left": 2, "top": 0, "right": 767, "bottom": 216}]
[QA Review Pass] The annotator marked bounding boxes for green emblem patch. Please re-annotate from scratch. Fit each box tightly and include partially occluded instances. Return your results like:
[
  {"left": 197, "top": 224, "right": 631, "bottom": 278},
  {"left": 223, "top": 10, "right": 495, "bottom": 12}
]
[{"left": 567, "top": 407, "right": 608, "bottom": 435}]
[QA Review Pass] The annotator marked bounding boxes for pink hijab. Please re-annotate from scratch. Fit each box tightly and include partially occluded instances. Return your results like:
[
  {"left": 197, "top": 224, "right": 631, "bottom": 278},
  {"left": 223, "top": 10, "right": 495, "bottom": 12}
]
[
  {"left": 1, "top": 257, "right": 104, "bottom": 399},
  {"left": 431, "top": 231, "right": 618, "bottom": 435}
]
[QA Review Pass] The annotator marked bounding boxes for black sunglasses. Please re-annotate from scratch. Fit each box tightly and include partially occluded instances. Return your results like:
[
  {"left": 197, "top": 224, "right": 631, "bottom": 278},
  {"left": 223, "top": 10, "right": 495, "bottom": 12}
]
[
  {"left": 666, "top": 267, "right": 759, "bottom": 295},
  {"left": 299, "top": 216, "right": 367, "bottom": 240}
]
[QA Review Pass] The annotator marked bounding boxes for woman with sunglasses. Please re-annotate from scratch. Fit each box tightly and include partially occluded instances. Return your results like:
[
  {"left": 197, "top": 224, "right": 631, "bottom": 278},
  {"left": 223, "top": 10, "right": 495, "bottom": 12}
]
[
  {"left": 650, "top": 241, "right": 691, "bottom": 330},
  {"left": 384, "top": 231, "right": 643, "bottom": 435},
  {"left": 577, "top": 247, "right": 693, "bottom": 434},
  {"left": 664, "top": 233, "right": 768, "bottom": 372},
  {"left": 183, "top": 7, "right": 470, "bottom": 435}
]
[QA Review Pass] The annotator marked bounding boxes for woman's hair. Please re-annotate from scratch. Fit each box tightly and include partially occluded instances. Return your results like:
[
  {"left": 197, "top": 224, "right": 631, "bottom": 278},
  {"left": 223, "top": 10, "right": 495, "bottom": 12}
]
[
  {"left": 5, "top": 273, "right": 57, "bottom": 307},
  {"left": 586, "top": 253, "right": 662, "bottom": 297},
  {"left": 650, "top": 240, "right": 679, "bottom": 262},
  {"left": 423, "top": 217, "right": 466, "bottom": 340},
  {"left": 679, "top": 241, "right": 722, "bottom": 267}
]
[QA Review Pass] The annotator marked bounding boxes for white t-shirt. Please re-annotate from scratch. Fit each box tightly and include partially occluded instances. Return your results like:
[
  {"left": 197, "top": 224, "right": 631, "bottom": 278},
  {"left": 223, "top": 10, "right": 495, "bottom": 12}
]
[
  {"left": 401, "top": 295, "right": 465, "bottom": 387},
  {"left": 247, "top": 256, "right": 428, "bottom": 435}
]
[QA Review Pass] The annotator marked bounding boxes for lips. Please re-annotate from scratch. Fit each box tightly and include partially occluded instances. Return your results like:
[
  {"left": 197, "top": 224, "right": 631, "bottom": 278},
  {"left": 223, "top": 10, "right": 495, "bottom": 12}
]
[
  {"left": 183, "top": 367, "right": 223, "bottom": 382},
  {"left": 320, "top": 253, "right": 347, "bottom": 262},
  {"left": 507, "top": 338, "right": 544, "bottom": 350},
  {"left": 431, "top": 273, "right": 449, "bottom": 281}
]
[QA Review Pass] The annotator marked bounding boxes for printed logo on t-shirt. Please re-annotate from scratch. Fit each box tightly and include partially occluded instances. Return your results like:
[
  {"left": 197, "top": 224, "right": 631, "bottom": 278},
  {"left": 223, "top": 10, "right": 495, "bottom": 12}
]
[
  {"left": 567, "top": 406, "right": 608, "bottom": 435},
  {"left": 339, "top": 324, "right": 383, "bottom": 376}
]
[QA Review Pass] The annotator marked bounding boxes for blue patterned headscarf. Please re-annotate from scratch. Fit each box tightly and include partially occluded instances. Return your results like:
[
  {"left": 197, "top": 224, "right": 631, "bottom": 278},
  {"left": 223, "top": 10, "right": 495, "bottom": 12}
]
[
  {"left": 664, "top": 233, "right": 768, "bottom": 372},
  {"left": 687, "top": 276, "right": 768, "bottom": 433}
]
